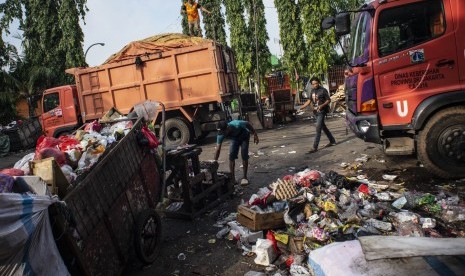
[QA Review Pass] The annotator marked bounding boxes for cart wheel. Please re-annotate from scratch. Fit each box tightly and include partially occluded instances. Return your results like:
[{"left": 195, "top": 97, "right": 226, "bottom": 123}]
[{"left": 134, "top": 209, "right": 162, "bottom": 264}]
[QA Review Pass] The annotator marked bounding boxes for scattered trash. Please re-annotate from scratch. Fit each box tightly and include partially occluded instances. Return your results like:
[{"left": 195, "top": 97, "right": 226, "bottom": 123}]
[
  {"left": 253, "top": 239, "right": 278, "bottom": 266},
  {"left": 208, "top": 239, "right": 216, "bottom": 244},
  {"left": 355, "top": 154, "right": 369, "bottom": 162},
  {"left": 288, "top": 151, "right": 296, "bottom": 154},
  {"left": 382, "top": 174, "right": 398, "bottom": 181},
  {"left": 177, "top": 253, "right": 186, "bottom": 261},
  {"left": 214, "top": 158, "right": 465, "bottom": 275}
]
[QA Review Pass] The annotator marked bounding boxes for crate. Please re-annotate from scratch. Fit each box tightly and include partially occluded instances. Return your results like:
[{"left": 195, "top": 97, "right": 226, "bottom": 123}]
[{"left": 236, "top": 205, "right": 285, "bottom": 231}]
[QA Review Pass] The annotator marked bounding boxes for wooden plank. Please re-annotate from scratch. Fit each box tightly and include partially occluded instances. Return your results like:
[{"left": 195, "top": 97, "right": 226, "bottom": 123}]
[{"left": 359, "top": 237, "right": 465, "bottom": 261}]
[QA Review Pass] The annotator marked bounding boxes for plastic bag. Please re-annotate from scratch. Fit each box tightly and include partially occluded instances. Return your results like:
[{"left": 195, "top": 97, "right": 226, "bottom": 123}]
[
  {"left": 58, "top": 135, "right": 81, "bottom": 151},
  {"left": 141, "top": 125, "right": 160, "bottom": 149},
  {"left": 0, "top": 173, "right": 14, "bottom": 193},
  {"left": 84, "top": 120, "right": 102, "bottom": 132},
  {"left": 0, "top": 192, "right": 68, "bottom": 275},
  {"left": 0, "top": 168, "right": 25, "bottom": 177},
  {"left": 13, "top": 152, "right": 35, "bottom": 175},
  {"left": 37, "top": 147, "right": 67, "bottom": 166},
  {"left": 34, "top": 136, "right": 60, "bottom": 159}
]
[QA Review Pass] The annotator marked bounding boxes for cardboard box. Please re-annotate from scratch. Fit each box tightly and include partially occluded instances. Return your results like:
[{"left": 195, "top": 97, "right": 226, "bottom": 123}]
[
  {"left": 30, "top": 157, "right": 70, "bottom": 198},
  {"left": 289, "top": 236, "right": 304, "bottom": 254},
  {"left": 236, "top": 205, "right": 285, "bottom": 231}
]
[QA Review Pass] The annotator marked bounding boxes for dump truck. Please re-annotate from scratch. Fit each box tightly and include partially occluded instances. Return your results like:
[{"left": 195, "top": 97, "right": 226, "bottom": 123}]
[
  {"left": 323, "top": 0, "right": 465, "bottom": 178},
  {"left": 40, "top": 34, "right": 239, "bottom": 147}
]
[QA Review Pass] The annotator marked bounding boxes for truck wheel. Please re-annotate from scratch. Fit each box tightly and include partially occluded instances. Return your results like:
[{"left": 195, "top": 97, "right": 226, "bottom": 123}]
[
  {"left": 134, "top": 209, "right": 162, "bottom": 264},
  {"left": 417, "top": 106, "right": 465, "bottom": 179},
  {"left": 162, "top": 118, "right": 191, "bottom": 147}
]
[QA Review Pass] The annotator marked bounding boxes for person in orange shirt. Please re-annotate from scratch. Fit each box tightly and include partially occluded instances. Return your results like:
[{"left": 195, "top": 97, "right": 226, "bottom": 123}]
[{"left": 180, "top": 0, "right": 211, "bottom": 37}]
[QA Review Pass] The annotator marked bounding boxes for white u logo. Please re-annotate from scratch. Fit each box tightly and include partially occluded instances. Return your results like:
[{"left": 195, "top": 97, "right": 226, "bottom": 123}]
[{"left": 396, "top": 100, "right": 408, "bottom": 117}]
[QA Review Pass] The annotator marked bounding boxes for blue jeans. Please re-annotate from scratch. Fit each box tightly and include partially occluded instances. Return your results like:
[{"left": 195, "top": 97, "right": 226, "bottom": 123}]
[
  {"left": 229, "top": 132, "right": 250, "bottom": 161},
  {"left": 313, "top": 111, "right": 335, "bottom": 149}
]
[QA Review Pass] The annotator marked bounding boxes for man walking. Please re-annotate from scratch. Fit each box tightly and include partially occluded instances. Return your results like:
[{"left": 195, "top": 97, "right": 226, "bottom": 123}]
[
  {"left": 214, "top": 120, "right": 259, "bottom": 186},
  {"left": 180, "top": 0, "right": 211, "bottom": 37},
  {"left": 297, "top": 76, "right": 336, "bottom": 153}
]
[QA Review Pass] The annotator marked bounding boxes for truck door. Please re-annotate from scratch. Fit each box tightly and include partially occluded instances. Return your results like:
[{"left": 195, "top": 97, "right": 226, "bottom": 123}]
[
  {"left": 373, "top": 0, "right": 459, "bottom": 127},
  {"left": 41, "top": 90, "right": 65, "bottom": 137}
]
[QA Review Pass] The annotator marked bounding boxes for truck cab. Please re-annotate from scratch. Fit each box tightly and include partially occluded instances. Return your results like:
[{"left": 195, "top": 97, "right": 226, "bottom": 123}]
[
  {"left": 326, "top": 0, "right": 465, "bottom": 178},
  {"left": 41, "top": 85, "right": 81, "bottom": 137}
]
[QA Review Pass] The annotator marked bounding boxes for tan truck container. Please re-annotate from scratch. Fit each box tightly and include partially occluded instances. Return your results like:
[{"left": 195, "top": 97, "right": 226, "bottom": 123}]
[{"left": 41, "top": 34, "right": 239, "bottom": 146}]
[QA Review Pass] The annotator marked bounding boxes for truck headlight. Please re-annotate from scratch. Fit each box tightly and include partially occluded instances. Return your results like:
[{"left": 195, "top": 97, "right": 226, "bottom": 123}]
[{"left": 358, "top": 120, "right": 371, "bottom": 133}]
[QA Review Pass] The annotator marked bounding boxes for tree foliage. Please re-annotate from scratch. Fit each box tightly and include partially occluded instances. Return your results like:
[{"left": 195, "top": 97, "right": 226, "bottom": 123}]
[
  {"left": 0, "top": 0, "right": 87, "bottom": 90},
  {"left": 202, "top": 0, "right": 227, "bottom": 45},
  {"left": 274, "top": 0, "right": 307, "bottom": 81},
  {"left": 299, "top": 0, "right": 335, "bottom": 75},
  {"left": 223, "top": 0, "right": 252, "bottom": 89},
  {"left": 58, "top": 0, "right": 87, "bottom": 70},
  {"left": 244, "top": 0, "right": 271, "bottom": 84}
]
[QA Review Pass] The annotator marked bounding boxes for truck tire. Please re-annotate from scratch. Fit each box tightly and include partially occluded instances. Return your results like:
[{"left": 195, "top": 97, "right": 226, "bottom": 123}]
[
  {"left": 134, "top": 209, "right": 162, "bottom": 264},
  {"left": 162, "top": 118, "right": 191, "bottom": 147},
  {"left": 417, "top": 106, "right": 465, "bottom": 179}
]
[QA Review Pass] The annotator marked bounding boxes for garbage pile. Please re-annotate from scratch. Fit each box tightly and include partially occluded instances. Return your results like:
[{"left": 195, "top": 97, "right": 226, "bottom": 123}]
[
  {"left": 0, "top": 120, "right": 23, "bottom": 131},
  {"left": 0, "top": 112, "right": 160, "bottom": 199},
  {"left": 215, "top": 168, "right": 465, "bottom": 274}
]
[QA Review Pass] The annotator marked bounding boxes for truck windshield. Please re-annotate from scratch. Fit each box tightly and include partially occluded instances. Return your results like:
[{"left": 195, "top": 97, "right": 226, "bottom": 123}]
[
  {"left": 377, "top": 0, "right": 445, "bottom": 57},
  {"left": 348, "top": 11, "right": 371, "bottom": 67}
]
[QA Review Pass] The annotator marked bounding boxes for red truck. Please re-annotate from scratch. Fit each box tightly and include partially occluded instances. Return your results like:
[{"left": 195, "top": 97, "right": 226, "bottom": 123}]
[
  {"left": 323, "top": 0, "right": 465, "bottom": 178},
  {"left": 40, "top": 35, "right": 239, "bottom": 147}
]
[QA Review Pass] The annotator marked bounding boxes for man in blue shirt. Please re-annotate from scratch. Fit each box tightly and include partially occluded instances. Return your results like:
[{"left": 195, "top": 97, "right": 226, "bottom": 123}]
[{"left": 214, "top": 120, "right": 259, "bottom": 185}]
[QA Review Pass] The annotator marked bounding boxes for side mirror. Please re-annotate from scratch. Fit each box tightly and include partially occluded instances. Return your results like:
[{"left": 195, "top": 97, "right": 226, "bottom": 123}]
[
  {"left": 321, "top": 17, "right": 335, "bottom": 30},
  {"left": 335, "top": 13, "right": 351, "bottom": 36}
]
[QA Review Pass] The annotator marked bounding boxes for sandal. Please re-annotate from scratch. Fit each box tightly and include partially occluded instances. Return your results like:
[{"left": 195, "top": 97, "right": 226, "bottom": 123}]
[
  {"left": 306, "top": 148, "right": 318, "bottom": 154},
  {"left": 324, "top": 142, "right": 337, "bottom": 148}
]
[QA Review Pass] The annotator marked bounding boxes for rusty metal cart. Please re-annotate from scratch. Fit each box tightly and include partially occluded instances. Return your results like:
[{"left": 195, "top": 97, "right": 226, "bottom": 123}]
[
  {"left": 50, "top": 118, "right": 163, "bottom": 275},
  {"left": 271, "top": 90, "right": 296, "bottom": 123}
]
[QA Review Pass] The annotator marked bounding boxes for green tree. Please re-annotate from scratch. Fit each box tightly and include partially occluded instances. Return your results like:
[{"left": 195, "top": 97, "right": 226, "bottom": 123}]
[
  {"left": 58, "top": 0, "right": 87, "bottom": 69},
  {"left": 299, "top": 0, "right": 335, "bottom": 75},
  {"left": 299, "top": 0, "right": 366, "bottom": 75},
  {"left": 274, "top": 0, "right": 307, "bottom": 81},
  {"left": 224, "top": 0, "right": 252, "bottom": 89},
  {"left": 0, "top": 0, "right": 22, "bottom": 67},
  {"left": 0, "top": 0, "right": 87, "bottom": 119},
  {"left": 201, "top": 0, "right": 227, "bottom": 45},
  {"left": 244, "top": 0, "right": 271, "bottom": 87}
]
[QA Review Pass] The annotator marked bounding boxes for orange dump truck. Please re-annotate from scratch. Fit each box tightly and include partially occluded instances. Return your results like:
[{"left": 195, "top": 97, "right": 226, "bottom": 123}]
[{"left": 41, "top": 34, "right": 239, "bottom": 146}]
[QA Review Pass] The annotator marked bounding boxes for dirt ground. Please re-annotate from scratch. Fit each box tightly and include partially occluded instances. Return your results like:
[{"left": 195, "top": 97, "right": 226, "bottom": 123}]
[
  {"left": 1, "top": 114, "right": 463, "bottom": 275},
  {"left": 125, "top": 114, "right": 465, "bottom": 276}
]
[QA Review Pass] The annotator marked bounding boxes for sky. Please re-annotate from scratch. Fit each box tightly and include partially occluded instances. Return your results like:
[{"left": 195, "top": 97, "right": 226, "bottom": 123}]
[{"left": 3, "top": 0, "right": 282, "bottom": 67}]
